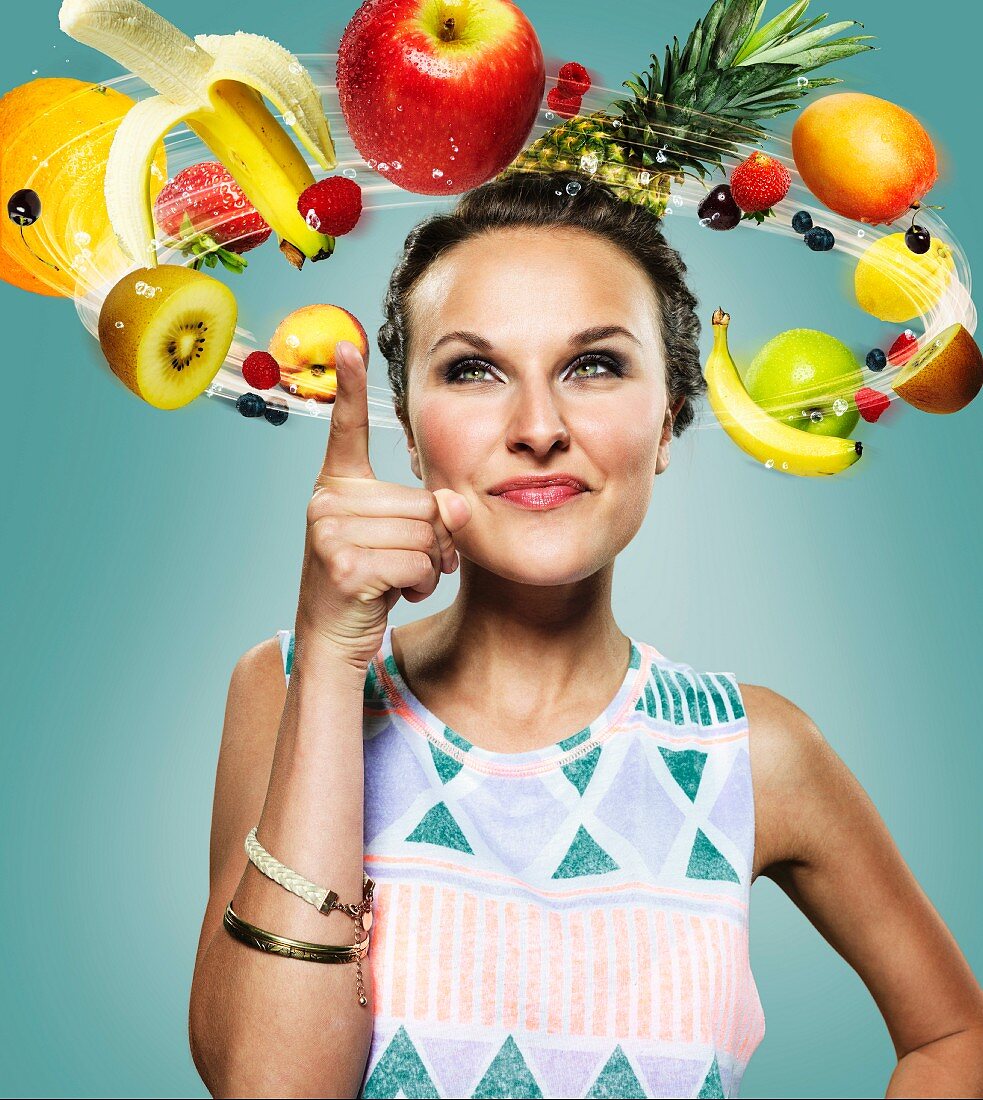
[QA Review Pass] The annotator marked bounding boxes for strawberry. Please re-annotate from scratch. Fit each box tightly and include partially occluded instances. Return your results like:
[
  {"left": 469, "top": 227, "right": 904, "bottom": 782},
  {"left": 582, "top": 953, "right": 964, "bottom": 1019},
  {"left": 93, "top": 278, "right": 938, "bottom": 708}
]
[
  {"left": 557, "top": 62, "right": 591, "bottom": 97},
  {"left": 153, "top": 162, "right": 271, "bottom": 273},
  {"left": 855, "top": 386, "right": 891, "bottom": 423},
  {"left": 888, "top": 330, "right": 919, "bottom": 366},
  {"left": 297, "top": 176, "right": 363, "bottom": 236},
  {"left": 546, "top": 86, "right": 581, "bottom": 119},
  {"left": 729, "top": 152, "right": 792, "bottom": 221}
]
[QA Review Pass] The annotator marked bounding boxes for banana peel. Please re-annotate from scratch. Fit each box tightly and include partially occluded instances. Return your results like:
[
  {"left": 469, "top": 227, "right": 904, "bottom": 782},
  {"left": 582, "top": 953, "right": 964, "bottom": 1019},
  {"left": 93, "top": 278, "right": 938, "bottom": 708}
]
[{"left": 59, "top": 0, "right": 336, "bottom": 270}]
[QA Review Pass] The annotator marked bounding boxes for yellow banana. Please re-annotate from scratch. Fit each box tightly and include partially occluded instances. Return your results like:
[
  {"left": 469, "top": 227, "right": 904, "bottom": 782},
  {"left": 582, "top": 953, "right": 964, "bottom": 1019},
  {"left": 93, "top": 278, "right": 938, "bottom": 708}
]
[
  {"left": 704, "top": 309, "right": 863, "bottom": 477},
  {"left": 58, "top": 0, "right": 336, "bottom": 270}
]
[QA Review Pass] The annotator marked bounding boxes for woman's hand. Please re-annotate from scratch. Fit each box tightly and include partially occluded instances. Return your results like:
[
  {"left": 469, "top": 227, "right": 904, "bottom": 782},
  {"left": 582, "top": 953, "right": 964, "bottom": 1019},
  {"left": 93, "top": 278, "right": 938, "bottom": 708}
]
[{"left": 295, "top": 339, "right": 471, "bottom": 671}]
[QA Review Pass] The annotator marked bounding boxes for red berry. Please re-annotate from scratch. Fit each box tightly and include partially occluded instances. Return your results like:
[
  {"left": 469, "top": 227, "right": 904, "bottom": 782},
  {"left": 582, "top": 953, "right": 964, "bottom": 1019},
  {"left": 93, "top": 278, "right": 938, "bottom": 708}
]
[
  {"left": 888, "top": 330, "right": 919, "bottom": 366},
  {"left": 729, "top": 152, "right": 792, "bottom": 214},
  {"left": 546, "top": 85, "right": 581, "bottom": 119},
  {"left": 557, "top": 62, "right": 591, "bottom": 96},
  {"left": 297, "top": 176, "right": 362, "bottom": 236},
  {"left": 855, "top": 386, "right": 891, "bottom": 423},
  {"left": 153, "top": 162, "right": 271, "bottom": 255},
  {"left": 242, "top": 351, "right": 281, "bottom": 390}
]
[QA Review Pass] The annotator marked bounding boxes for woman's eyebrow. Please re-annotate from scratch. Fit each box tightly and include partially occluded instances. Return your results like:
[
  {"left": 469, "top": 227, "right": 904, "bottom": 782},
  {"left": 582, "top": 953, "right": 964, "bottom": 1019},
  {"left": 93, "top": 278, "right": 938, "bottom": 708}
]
[{"left": 428, "top": 324, "right": 642, "bottom": 356}]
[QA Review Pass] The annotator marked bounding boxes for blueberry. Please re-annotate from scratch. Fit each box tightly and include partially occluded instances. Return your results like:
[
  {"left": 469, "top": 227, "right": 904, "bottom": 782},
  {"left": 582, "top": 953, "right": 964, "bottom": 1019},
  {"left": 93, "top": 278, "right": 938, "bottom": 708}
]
[
  {"left": 865, "top": 348, "right": 887, "bottom": 372},
  {"left": 804, "top": 226, "right": 835, "bottom": 252},
  {"left": 264, "top": 398, "right": 289, "bottom": 426},
  {"left": 791, "top": 210, "right": 813, "bottom": 234},
  {"left": 905, "top": 223, "right": 931, "bottom": 254},
  {"left": 236, "top": 392, "right": 266, "bottom": 418}
]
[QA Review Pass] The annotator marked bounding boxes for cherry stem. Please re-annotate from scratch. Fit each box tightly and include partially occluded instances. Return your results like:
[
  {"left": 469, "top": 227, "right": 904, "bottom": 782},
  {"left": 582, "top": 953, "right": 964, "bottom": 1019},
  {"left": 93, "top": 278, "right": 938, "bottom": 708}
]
[{"left": 19, "top": 226, "right": 59, "bottom": 271}]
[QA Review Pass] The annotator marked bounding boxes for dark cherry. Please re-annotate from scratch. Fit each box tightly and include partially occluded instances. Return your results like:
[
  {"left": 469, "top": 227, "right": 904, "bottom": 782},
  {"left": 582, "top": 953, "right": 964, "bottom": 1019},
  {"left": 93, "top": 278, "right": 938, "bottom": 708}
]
[
  {"left": 7, "top": 188, "right": 41, "bottom": 227},
  {"left": 698, "top": 184, "right": 741, "bottom": 231},
  {"left": 905, "top": 223, "right": 931, "bottom": 254}
]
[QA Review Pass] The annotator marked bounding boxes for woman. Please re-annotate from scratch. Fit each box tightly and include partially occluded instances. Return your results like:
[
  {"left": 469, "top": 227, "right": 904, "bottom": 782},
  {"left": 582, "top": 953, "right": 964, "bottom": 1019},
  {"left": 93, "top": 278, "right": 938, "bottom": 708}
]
[{"left": 187, "top": 170, "right": 983, "bottom": 1099}]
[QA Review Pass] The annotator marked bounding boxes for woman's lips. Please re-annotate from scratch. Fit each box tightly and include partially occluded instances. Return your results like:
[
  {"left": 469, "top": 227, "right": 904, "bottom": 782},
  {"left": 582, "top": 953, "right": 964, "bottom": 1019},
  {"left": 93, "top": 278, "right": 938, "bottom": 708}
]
[{"left": 494, "top": 485, "right": 586, "bottom": 509}]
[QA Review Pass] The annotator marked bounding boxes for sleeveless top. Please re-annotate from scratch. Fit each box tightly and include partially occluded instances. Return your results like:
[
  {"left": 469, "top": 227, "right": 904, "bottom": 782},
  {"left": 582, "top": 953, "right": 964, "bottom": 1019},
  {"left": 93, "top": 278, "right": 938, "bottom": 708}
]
[{"left": 276, "top": 624, "right": 765, "bottom": 1099}]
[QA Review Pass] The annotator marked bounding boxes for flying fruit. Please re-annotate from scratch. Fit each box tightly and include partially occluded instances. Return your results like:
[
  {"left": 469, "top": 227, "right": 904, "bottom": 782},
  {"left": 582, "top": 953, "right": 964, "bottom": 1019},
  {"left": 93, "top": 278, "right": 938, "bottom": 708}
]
[
  {"left": 791, "top": 92, "right": 938, "bottom": 225},
  {"left": 271, "top": 304, "right": 369, "bottom": 402},
  {"left": 743, "top": 329, "right": 864, "bottom": 438},
  {"left": 891, "top": 324, "right": 983, "bottom": 414},
  {"left": 854, "top": 232, "right": 955, "bottom": 324},
  {"left": 698, "top": 185, "right": 741, "bottom": 231},
  {"left": 98, "top": 265, "right": 237, "bottom": 409},
  {"left": 58, "top": 0, "right": 336, "bottom": 270},
  {"left": 336, "top": 0, "right": 545, "bottom": 195},
  {"left": 704, "top": 309, "right": 862, "bottom": 478}
]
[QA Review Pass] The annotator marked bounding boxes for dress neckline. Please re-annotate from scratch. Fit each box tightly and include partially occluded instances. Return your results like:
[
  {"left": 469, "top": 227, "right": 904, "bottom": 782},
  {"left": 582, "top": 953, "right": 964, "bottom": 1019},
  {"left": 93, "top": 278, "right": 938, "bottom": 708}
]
[{"left": 371, "top": 622, "right": 653, "bottom": 772}]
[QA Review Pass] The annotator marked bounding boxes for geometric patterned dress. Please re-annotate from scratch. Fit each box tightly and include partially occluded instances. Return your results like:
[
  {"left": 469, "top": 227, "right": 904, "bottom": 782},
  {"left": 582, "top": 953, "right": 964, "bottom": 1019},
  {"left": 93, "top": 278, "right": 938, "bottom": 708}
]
[{"left": 277, "top": 623, "right": 765, "bottom": 1098}]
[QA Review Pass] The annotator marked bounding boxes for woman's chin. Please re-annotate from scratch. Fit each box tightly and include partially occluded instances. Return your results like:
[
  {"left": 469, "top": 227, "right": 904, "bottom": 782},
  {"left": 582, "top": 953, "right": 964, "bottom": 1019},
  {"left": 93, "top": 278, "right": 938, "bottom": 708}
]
[{"left": 462, "top": 539, "right": 606, "bottom": 587}]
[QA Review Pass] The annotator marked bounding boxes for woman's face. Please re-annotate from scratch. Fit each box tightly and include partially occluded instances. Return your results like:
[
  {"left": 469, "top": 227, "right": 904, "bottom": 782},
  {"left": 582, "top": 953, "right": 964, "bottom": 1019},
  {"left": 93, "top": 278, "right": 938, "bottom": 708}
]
[{"left": 402, "top": 225, "right": 682, "bottom": 585}]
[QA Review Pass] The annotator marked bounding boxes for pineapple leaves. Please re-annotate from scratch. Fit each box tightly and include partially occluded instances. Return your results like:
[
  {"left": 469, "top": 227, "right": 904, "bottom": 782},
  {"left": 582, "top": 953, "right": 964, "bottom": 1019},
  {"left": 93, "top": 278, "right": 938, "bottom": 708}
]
[
  {"left": 732, "top": 0, "right": 809, "bottom": 65},
  {"left": 739, "top": 20, "right": 863, "bottom": 64},
  {"left": 712, "top": 0, "right": 766, "bottom": 68},
  {"left": 698, "top": 0, "right": 728, "bottom": 72}
]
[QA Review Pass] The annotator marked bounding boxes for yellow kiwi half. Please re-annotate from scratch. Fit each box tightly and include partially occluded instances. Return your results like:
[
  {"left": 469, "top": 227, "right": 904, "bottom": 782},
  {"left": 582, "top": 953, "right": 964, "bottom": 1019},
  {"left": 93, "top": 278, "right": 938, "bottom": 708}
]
[
  {"left": 98, "top": 265, "right": 237, "bottom": 409},
  {"left": 892, "top": 323, "right": 983, "bottom": 414}
]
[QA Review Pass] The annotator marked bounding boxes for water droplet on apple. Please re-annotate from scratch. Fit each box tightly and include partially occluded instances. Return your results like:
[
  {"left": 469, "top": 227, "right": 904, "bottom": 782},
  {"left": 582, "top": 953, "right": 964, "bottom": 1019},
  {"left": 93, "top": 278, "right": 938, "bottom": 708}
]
[
  {"left": 832, "top": 398, "right": 849, "bottom": 416},
  {"left": 396, "top": 104, "right": 403, "bottom": 111},
  {"left": 391, "top": 161, "right": 402, "bottom": 170},
  {"left": 432, "top": 168, "right": 444, "bottom": 179}
]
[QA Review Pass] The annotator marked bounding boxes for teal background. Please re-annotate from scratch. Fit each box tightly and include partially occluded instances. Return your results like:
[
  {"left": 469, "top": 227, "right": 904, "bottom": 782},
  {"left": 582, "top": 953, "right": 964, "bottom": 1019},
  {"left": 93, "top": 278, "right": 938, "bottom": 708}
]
[{"left": 1, "top": 1, "right": 979, "bottom": 1096}]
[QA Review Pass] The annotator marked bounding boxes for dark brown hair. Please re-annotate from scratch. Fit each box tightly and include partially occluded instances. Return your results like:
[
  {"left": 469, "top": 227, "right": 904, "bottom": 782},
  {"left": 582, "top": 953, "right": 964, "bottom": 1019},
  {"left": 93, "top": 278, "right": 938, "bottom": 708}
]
[{"left": 378, "top": 169, "right": 704, "bottom": 436}]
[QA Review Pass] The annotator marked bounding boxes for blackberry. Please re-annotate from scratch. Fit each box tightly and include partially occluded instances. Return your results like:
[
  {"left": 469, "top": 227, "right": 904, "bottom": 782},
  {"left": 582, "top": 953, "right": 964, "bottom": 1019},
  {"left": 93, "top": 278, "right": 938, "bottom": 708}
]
[
  {"left": 804, "top": 226, "right": 835, "bottom": 252},
  {"left": 791, "top": 210, "right": 813, "bottom": 234},
  {"left": 236, "top": 392, "right": 267, "bottom": 418},
  {"left": 865, "top": 348, "right": 887, "bottom": 372}
]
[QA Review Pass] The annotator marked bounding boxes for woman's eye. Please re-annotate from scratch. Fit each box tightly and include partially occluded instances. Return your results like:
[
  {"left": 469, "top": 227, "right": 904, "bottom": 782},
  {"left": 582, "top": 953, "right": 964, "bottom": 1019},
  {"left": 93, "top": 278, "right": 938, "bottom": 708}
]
[
  {"left": 568, "top": 354, "right": 625, "bottom": 380},
  {"left": 443, "top": 359, "right": 495, "bottom": 384}
]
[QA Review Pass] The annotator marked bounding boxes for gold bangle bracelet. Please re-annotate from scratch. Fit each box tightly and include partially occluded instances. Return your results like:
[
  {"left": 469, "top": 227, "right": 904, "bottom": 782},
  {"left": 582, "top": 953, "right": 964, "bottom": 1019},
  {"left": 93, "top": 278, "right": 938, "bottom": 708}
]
[{"left": 223, "top": 903, "right": 370, "bottom": 961}]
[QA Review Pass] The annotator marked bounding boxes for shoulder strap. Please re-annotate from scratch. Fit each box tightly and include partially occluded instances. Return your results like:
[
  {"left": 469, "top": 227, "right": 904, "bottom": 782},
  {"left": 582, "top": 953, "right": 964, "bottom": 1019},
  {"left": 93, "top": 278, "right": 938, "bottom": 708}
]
[{"left": 276, "top": 629, "right": 294, "bottom": 683}]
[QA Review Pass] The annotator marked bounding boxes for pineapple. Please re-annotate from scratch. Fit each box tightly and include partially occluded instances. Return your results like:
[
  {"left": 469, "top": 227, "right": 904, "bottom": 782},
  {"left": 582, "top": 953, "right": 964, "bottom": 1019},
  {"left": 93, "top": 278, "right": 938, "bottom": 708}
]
[{"left": 499, "top": 0, "right": 874, "bottom": 217}]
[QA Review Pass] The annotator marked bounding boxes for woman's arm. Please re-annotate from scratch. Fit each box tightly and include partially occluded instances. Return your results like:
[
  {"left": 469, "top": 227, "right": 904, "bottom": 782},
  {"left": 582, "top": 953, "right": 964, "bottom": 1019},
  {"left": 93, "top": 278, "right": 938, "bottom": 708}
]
[
  {"left": 746, "top": 684, "right": 983, "bottom": 1098},
  {"left": 188, "top": 633, "right": 373, "bottom": 1098}
]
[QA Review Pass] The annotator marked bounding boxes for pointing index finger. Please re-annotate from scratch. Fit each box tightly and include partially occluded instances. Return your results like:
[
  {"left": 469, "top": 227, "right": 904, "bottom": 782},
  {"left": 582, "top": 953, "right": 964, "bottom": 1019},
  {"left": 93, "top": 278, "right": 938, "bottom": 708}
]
[{"left": 318, "top": 339, "right": 375, "bottom": 483}]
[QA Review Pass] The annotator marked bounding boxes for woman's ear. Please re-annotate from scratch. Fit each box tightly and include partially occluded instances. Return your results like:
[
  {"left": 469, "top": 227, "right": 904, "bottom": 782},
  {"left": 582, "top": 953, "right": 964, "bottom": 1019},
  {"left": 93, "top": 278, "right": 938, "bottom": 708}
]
[
  {"left": 403, "top": 416, "right": 423, "bottom": 481},
  {"left": 655, "top": 396, "right": 685, "bottom": 476}
]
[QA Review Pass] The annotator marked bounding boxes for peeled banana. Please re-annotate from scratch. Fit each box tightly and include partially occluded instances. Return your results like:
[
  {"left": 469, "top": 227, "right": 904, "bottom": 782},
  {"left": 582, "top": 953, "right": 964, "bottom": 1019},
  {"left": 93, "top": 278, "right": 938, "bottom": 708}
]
[
  {"left": 58, "top": 0, "right": 336, "bottom": 270},
  {"left": 704, "top": 309, "right": 863, "bottom": 477}
]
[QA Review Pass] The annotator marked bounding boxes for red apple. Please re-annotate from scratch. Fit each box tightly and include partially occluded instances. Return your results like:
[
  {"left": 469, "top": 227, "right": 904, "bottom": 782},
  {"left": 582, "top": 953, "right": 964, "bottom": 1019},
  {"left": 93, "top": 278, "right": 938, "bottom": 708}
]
[{"left": 336, "top": 0, "right": 545, "bottom": 195}]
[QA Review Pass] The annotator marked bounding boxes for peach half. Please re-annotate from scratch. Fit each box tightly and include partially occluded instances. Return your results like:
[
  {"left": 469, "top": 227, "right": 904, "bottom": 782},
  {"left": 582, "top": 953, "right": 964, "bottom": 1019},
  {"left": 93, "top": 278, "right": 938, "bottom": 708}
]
[{"left": 269, "top": 304, "right": 369, "bottom": 402}]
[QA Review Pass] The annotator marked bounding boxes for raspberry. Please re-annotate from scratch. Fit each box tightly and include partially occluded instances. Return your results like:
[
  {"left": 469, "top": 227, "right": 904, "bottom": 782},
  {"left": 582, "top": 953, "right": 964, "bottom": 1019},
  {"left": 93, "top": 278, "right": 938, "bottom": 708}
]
[
  {"left": 855, "top": 387, "right": 891, "bottom": 423},
  {"left": 557, "top": 62, "right": 591, "bottom": 96},
  {"left": 546, "top": 86, "right": 581, "bottom": 119},
  {"left": 888, "top": 330, "right": 919, "bottom": 366},
  {"left": 297, "top": 176, "right": 363, "bottom": 236},
  {"left": 242, "top": 351, "right": 281, "bottom": 390}
]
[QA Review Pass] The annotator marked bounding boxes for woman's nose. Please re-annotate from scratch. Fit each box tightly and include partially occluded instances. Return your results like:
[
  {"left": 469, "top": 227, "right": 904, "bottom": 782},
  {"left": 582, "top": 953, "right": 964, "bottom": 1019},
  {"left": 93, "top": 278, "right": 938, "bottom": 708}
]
[{"left": 503, "top": 381, "right": 571, "bottom": 455}]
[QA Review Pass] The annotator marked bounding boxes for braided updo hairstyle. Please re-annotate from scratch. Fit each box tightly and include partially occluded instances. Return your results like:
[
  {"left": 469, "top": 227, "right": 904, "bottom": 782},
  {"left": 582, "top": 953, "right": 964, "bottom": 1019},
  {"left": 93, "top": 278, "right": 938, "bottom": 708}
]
[{"left": 377, "top": 169, "right": 704, "bottom": 437}]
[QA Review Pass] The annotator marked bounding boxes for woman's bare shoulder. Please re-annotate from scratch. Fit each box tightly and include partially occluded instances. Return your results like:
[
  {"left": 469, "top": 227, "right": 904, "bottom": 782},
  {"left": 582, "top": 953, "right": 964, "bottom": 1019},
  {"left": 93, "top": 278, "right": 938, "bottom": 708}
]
[{"left": 738, "top": 682, "right": 842, "bottom": 882}]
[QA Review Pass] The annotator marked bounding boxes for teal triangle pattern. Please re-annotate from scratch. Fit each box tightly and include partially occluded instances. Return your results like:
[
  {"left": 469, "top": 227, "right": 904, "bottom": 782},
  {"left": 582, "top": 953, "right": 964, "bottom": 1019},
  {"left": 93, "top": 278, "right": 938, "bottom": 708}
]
[
  {"left": 553, "top": 825, "right": 619, "bottom": 879},
  {"left": 559, "top": 728, "right": 600, "bottom": 795},
  {"left": 405, "top": 801, "right": 473, "bottom": 854},
  {"left": 361, "top": 1025, "right": 439, "bottom": 1098},
  {"left": 363, "top": 662, "right": 382, "bottom": 704},
  {"left": 585, "top": 1045, "right": 647, "bottom": 1098},
  {"left": 471, "top": 1035, "right": 543, "bottom": 1099},
  {"left": 427, "top": 726, "right": 471, "bottom": 784},
  {"left": 715, "top": 672, "right": 746, "bottom": 719},
  {"left": 697, "top": 1054, "right": 725, "bottom": 1098},
  {"left": 285, "top": 631, "right": 294, "bottom": 677},
  {"left": 659, "top": 746, "right": 708, "bottom": 802},
  {"left": 628, "top": 641, "right": 642, "bottom": 670},
  {"left": 686, "top": 829, "right": 740, "bottom": 884},
  {"left": 697, "top": 672, "right": 730, "bottom": 724}
]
